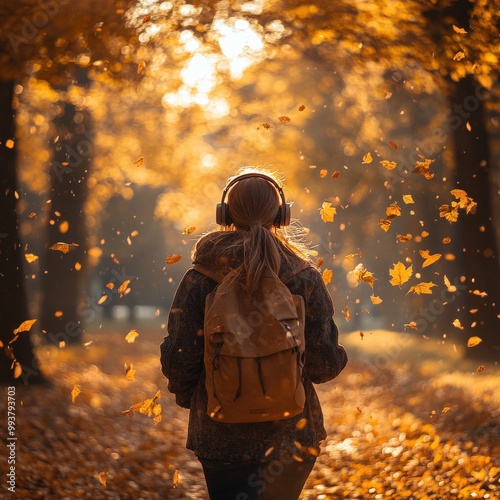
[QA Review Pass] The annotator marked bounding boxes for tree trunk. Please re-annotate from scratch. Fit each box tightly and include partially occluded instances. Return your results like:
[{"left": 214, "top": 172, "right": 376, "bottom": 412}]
[
  {"left": 40, "top": 76, "right": 91, "bottom": 346},
  {"left": 449, "top": 75, "right": 500, "bottom": 360},
  {"left": 0, "top": 80, "right": 44, "bottom": 386}
]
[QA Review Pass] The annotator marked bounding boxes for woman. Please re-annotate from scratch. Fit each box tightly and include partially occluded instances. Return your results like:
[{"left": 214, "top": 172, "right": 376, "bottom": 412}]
[{"left": 160, "top": 168, "right": 347, "bottom": 499}]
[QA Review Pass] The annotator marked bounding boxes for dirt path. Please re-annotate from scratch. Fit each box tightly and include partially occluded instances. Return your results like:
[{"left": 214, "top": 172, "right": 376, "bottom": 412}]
[{"left": 1, "top": 327, "right": 499, "bottom": 499}]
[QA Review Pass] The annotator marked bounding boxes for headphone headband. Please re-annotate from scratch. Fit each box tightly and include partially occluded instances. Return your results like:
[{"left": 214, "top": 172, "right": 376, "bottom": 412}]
[{"left": 216, "top": 172, "right": 291, "bottom": 228}]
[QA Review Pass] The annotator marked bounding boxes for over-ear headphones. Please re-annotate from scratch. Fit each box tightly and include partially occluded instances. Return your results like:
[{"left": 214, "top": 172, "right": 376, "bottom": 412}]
[{"left": 216, "top": 173, "right": 292, "bottom": 228}]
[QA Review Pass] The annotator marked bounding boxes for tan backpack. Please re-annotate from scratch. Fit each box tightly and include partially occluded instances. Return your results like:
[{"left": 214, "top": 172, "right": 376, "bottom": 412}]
[{"left": 193, "top": 263, "right": 308, "bottom": 423}]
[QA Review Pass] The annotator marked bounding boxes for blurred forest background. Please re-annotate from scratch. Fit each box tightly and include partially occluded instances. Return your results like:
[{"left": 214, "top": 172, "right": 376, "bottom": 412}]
[{"left": 0, "top": 0, "right": 499, "bottom": 381}]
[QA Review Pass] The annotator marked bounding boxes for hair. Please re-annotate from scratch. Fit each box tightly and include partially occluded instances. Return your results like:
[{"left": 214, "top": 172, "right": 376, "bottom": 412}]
[{"left": 220, "top": 168, "right": 311, "bottom": 295}]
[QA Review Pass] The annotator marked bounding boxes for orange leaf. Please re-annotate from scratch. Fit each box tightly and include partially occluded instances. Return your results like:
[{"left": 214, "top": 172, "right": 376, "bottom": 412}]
[
  {"left": 386, "top": 202, "right": 401, "bottom": 219},
  {"left": 342, "top": 306, "right": 350, "bottom": 322},
  {"left": 322, "top": 268, "right": 333, "bottom": 285},
  {"left": 278, "top": 116, "right": 291, "bottom": 124},
  {"left": 98, "top": 471, "right": 108, "bottom": 487},
  {"left": 452, "top": 319, "right": 464, "bottom": 330},
  {"left": 352, "top": 263, "right": 377, "bottom": 289},
  {"left": 397, "top": 233, "right": 412, "bottom": 242},
  {"left": 407, "top": 282, "right": 436, "bottom": 295},
  {"left": 71, "top": 384, "right": 81, "bottom": 403},
  {"left": 166, "top": 254, "right": 182, "bottom": 265},
  {"left": 319, "top": 202, "right": 336, "bottom": 223},
  {"left": 412, "top": 158, "right": 435, "bottom": 180},
  {"left": 380, "top": 160, "right": 396, "bottom": 170},
  {"left": 14, "top": 319, "right": 37, "bottom": 334},
  {"left": 362, "top": 152, "right": 373, "bottom": 164},
  {"left": 133, "top": 156, "right": 144, "bottom": 167},
  {"left": 25, "top": 253, "right": 39, "bottom": 263},
  {"left": 49, "top": 242, "right": 79, "bottom": 254},
  {"left": 319, "top": 169, "right": 328, "bottom": 178},
  {"left": 467, "top": 336, "right": 482, "bottom": 347},
  {"left": 389, "top": 141, "right": 398, "bottom": 149},
  {"left": 402, "top": 194, "right": 414, "bottom": 204},
  {"left": 331, "top": 171, "right": 340, "bottom": 179},
  {"left": 370, "top": 295, "right": 383, "bottom": 304},
  {"left": 118, "top": 280, "right": 131, "bottom": 296},
  {"left": 419, "top": 250, "right": 442, "bottom": 268},
  {"left": 13, "top": 362, "right": 22, "bottom": 379},
  {"left": 173, "top": 470, "right": 179, "bottom": 488},
  {"left": 181, "top": 226, "right": 196, "bottom": 235}
]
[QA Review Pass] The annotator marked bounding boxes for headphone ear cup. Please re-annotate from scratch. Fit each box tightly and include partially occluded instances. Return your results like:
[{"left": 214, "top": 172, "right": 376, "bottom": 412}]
[
  {"left": 216, "top": 203, "right": 231, "bottom": 226},
  {"left": 274, "top": 203, "right": 291, "bottom": 228}
]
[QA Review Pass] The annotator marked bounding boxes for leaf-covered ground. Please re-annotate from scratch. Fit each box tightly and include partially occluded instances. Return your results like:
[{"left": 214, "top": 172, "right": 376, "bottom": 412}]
[{"left": 2, "top": 326, "right": 499, "bottom": 499}]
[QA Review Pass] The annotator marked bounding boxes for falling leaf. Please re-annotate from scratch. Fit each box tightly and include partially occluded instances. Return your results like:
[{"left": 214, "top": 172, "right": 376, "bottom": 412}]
[
  {"left": 389, "top": 141, "right": 398, "bottom": 149},
  {"left": 298, "top": 105, "right": 305, "bottom": 111},
  {"left": 173, "top": 470, "right": 179, "bottom": 488},
  {"left": 319, "top": 169, "right": 328, "bottom": 178},
  {"left": 97, "top": 295, "right": 108, "bottom": 305},
  {"left": 125, "top": 329, "right": 139, "bottom": 343},
  {"left": 442, "top": 406, "right": 451, "bottom": 414},
  {"left": 452, "top": 319, "right": 464, "bottom": 330},
  {"left": 296, "top": 418, "right": 307, "bottom": 430},
  {"left": 118, "top": 280, "right": 131, "bottom": 296},
  {"left": 439, "top": 204, "right": 459, "bottom": 222},
  {"left": 419, "top": 250, "right": 442, "bottom": 268},
  {"left": 316, "top": 257, "right": 324, "bottom": 268},
  {"left": 404, "top": 321, "right": 417, "bottom": 330},
  {"left": 14, "top": 319, "right": 37, "bottom": 334},
  {"left": 331, "top": 170, "right": 340, "bottom": 179},
  {"left": 352, "top": 263, "right": 377, "bottom": 288},
  {"left": 342, "top": 306, "right": 350, "bottom": 322},
  {"left": 397, "top": 233, "right": 412, "bottom": 242},
  {"left": 444, "top": 275, "right": 457, "bottom": 293},
  {"left": 75, "top": 262, "right": 82, "bottom": 271},
  {"left": 278, "top": 116, "right": 290, "bottom": 124},
  {"left": 98, "top": 471, "right": 108, "bottom": 487},
  {"left": 362, "top": 152, "right": 373, "bottom": 164},
  {"left": 123, "top": 390, "right": 162, "bottom": 424},
  {"left": 49, "top": 242, "right": 79, "bottom": 254},
  {"left": 13, "top": 362, "right": 22, "bottom": 379},
  {"left": 137, "top": 60, "right": 146, "bottom": 74},
  {"left": 322, "top": 268, "right": 333, "bottom": 285},
  {"left": 142, "top": 15, "right": 151, "bottom": 23},
  {"left": 412, "top": 158, "right": 435, "bottom": 180},
  {"left": 407, "top": 282, "right": 437, "bottom": 295},
  {"left": 386, "top": 202, "right": 401, "bottom": 219},
  {"left": 466, "top": 121, "right": 472, "bottom": 131},
  {"left": 25, "top": 253, "right": 39, "bottom": 263},
  {"left": 472, "top": 289, "right": 487, "bottom": 297},
  {"left": 403, "top": 194, "right": 414, "bottom": 204},
  {"left": 71, "top": 385, "right": 81, "bottom": 403},
  {"left": 359, "top": 331, "right": 364, "bottom": 340},
  {"left": 166, "top": 254, "right": 182, "bottom": 265},
  {"left": 319, "top": 202, "right": 336, "bottom": 223},
  {"left": 182, "top": 226, "right": 196, "bottom": 235},
  {"left": 133, "top": 156, "right": 144, "bottom": 167},
  {"left": 467, "top": 336, "right": 482, "bottom": 347},
  {"left": 125, "top": 363, "right": 136, "bottom": 381},
  {"left": 452, "top": 25, "right": 468, "bottom": 34},
  {"left": 380, "top": 160, "right": 397, "bottom": 170},
  {"left": 453, "top": 51, "right": 466, "bottom": 61},
  {"left": 477, "top": 364, "right": 485, "bottom": 372},
  {"left": 259, "top": 123, "right": 272, "bottom": 129},
  {"left": 442, "top": 237, "right": 451, "bottom": 244},
  {"left": 345, "top": 252, "right": 362, "bottom": 260},
  {"left": 389, "top": 262, "right": 413, "bottom": 288},
  {"left": 370, "top": 295, "right": 383, "bottom": 304},
  {"left": 379, "top": 219, "right": 392, "bottom": 232},
  {"left": 450, "top": 189, "right": 477, "bottom": 213}
]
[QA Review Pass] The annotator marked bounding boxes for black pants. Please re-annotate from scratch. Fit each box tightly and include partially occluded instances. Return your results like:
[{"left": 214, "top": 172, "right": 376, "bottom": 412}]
[{"left": 199, "top": 457, "right": 316, "bottom": 500}]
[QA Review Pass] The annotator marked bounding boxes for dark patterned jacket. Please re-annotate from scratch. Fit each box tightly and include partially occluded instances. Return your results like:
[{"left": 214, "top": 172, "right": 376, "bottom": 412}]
[{"left": 160, "top": 231, "right": 348, "bottom": 463}]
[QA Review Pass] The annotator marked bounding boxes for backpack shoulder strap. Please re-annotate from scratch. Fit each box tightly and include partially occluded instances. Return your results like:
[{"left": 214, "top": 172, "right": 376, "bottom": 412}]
[
  {"left": 281, "top": 259, "right": 311, "bottom": 284},
  {"left": 191, "top": 264, "right": 225, "bottom": 283}
]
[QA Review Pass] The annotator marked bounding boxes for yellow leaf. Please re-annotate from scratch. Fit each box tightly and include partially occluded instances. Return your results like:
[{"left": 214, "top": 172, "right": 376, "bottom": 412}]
[
  {"left": 118, "top": 280, "right": 131, "bottom": 296},
  {"left": 370, "top": 295, "right": 383, "bottom": 304},
  {"left": 97, "top": 295, "right": 108, "bottom": 305},
  {"left": 342, "top": 306, "right": 350, "bottom": 322},
  {"left": 352, "top": 263, "right": 377, "bottom": 289},
  {"left": 386, "top": 202, "right": 401, "bottom": 219},
  {"left": 452, "top": 319, "right": 464, "bottom": 330},
  {"left": 419, "top": 250, "right": 442, "bottom": 268},
  {"left": 389, "top": 262, "right": 413, "bottom": 288},
  {"left": 125, "top": 329, "right": 139, "bottom": 343},
  {"left": 444, "top": 275, "right": 457, "bottom": 292},
  {"left": 14, "top": 319, "right": 37, "bottom": 334},
  {"left": 49, "top": 242, "right": 79, "bottom": 254},
  {"left": 412, "top": 158, "right": 435, "bottom": 180},
  {"left": 319, "top": 202, "right": 336, "bottom": 223},
  {"left": 379, "top": 219, "right": 391, "bottom": 232},
  {"left": 25, "top": 253, "right": 39, "bottom": 263},
  {"left": 452, "top": 25, "right": 467, "bottom": 34},
  {"left": 407, "top": 282, "right": 437, "bottom": 295},
  {"left": 380, "top": 160, "right": 397, "bottom": 170},
  {"left": 442, "top": 406, "right": 451, "bottom": 414},
  {"left": 71, "top": 384, "right": 81, "bottom": 403},
  {"left": 123, "top": 390, "right": 162, "bottom": 423},
  {"left": 166, "top": 254, "right": 182, "bottom": 265},
  {"left": 125, "top": 363, "right": 136, "bottom": 381},
  {"left": 402, "top": 194, "right": 414, "bottom": 204},
  {"left": 181, "top": 226, "right": 196, "bottom": 235},
  {"left": 322, "top": 268, "right": 333, "bottom": 285},
  {"left": 362, "top": 152, "right": 373, "bottom": 164},
  {"left": 467, "top": 336, "right": 482, "bottom": 347},
  {"left": 397, "top": 233, "right": 412, "bottom": 242},
  {"left": 173, "top": 470, "right": 179, "bottom": 488},
  {"left": 98, "top": 471, "right": 108, "bottom": 487},
  {"left": 439, "top": 204, "right": 459, "bottom": 222}
]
